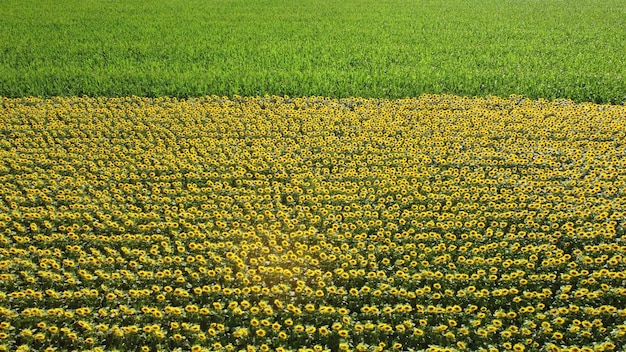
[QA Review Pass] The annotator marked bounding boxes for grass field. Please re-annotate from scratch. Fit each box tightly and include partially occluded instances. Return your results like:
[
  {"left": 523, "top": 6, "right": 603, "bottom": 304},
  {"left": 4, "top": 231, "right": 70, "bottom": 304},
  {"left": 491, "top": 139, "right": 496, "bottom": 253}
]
[
  {"left": 1, "top": 0, "right": 625, "bottom": 103},
  {"left": 1, "top": 95, "right": 626, "bottom": 351}
]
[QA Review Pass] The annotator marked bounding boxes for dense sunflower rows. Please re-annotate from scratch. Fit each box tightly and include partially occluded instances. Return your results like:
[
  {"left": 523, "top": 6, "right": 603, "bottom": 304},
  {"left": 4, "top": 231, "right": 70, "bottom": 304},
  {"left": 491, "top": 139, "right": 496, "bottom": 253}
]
[{"left": 0, "top": 95, "right": 625, "bottom": 352}]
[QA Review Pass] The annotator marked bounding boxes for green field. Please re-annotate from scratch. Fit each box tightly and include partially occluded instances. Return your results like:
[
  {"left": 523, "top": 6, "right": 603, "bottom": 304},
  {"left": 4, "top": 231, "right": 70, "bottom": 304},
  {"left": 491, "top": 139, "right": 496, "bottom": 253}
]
[{"left": 1, "top": 0, "right": 625, "bottom": 103}]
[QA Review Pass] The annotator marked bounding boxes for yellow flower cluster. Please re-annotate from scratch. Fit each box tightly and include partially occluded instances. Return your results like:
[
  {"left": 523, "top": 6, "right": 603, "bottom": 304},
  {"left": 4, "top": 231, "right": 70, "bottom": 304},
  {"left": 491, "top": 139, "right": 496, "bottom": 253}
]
[{"left": 0, "top": 95, "right": 625, "bottom": 351}]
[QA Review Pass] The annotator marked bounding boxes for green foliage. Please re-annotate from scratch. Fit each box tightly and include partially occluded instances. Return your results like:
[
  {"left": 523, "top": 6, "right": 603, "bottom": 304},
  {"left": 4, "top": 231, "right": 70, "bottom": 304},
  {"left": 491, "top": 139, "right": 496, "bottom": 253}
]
[{"left": 1, "top": 0, "right": 625, "bottom": 103}]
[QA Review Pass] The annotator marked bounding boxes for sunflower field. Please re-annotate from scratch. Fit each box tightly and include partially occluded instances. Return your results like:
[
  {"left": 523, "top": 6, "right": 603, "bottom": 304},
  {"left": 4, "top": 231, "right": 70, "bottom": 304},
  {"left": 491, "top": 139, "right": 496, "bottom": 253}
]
[{"left": 0, "top": 95, "right": 625, "bottom": 351}]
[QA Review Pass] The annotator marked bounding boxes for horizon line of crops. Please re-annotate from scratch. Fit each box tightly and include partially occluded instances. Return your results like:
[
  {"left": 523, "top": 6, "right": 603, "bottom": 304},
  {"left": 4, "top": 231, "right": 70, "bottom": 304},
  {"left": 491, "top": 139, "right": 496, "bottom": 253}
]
[{"left": 1, "top": 0, "right": 625, "bottom": 104}]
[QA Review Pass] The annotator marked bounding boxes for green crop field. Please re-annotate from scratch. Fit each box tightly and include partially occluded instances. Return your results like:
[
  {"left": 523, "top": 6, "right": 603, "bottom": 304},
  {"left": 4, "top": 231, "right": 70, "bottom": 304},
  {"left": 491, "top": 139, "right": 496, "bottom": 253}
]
[{"left": 1, "top": 0, "right": 625, "bottom": 103}]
